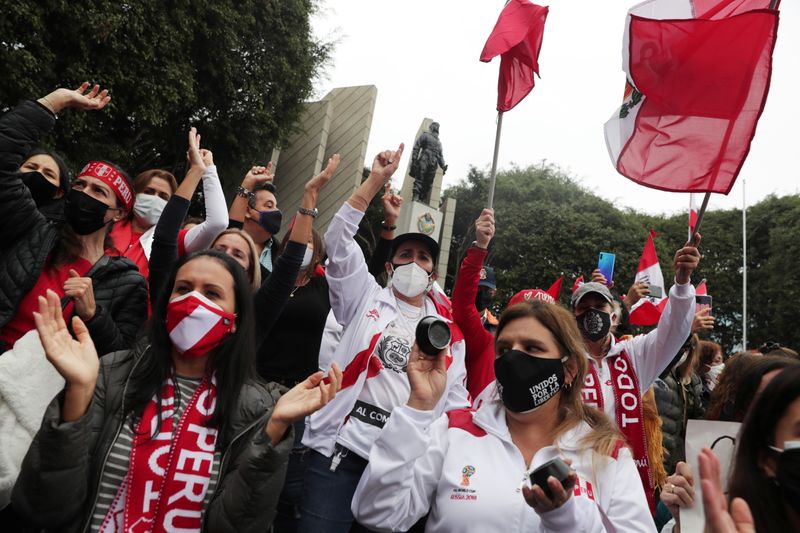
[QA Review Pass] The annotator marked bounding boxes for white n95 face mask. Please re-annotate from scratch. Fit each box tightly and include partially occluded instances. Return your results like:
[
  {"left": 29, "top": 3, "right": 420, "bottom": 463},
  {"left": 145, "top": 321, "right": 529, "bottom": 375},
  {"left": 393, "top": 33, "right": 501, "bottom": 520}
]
[
  {"left": 389, "top": 262, "right": 432, "bottom": 298},
  {"left": 133, "top": 193, "right": 167, "bottom": 227}
]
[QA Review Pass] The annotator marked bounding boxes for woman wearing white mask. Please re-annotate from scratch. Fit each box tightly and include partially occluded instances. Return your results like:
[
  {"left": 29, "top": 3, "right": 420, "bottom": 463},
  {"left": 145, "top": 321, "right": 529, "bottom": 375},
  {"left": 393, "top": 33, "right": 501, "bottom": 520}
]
[
  {"left": 297, "top": 145, "right": 470, "bottom": 533},
  {"left": 110, "top": 127, "right": 228, "bottom": 283}
]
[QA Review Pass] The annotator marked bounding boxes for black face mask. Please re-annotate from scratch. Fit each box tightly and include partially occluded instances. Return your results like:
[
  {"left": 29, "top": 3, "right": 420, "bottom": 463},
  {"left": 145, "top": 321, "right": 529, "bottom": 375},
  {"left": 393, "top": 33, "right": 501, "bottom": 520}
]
[
  {"left": 21, "top": 171, "right": 59, "bottom": 207},
  {"left": 494, "top": 349, "right": 565, "bottom": 413},
  {"left": 475, "top": 290, "right": 493, "bottom": 312},
  {"left": 65, "top": 189, "right": 110, "bottom": 235},
  {"left": 576, "top": 308, "right": 611, "bottom": 343},
  {"left": 773, "top": 446, "right": 800, "bottom": 510},
  {"left": 257, "top": 209, "right": 282, "bottom": 235}
]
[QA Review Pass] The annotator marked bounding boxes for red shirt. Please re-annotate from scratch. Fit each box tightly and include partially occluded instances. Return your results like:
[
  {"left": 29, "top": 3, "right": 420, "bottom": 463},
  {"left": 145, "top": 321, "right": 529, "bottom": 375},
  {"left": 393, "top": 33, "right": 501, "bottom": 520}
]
[
  {"left": 0, "top": 256, "right": 92, "bottom": 348},
  {"left": 110, "top": 219, "right": 148, "bottom": 279}
]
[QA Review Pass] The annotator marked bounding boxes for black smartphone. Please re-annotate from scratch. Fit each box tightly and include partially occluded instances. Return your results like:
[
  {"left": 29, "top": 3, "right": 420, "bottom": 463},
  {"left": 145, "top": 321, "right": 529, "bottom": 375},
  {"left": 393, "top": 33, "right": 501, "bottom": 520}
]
[
  {"left": 696, "top": 294, "right": 713, "bottom": 312},
  {"left": 530, "top": 458, "right": 572, "bottom": 499}
]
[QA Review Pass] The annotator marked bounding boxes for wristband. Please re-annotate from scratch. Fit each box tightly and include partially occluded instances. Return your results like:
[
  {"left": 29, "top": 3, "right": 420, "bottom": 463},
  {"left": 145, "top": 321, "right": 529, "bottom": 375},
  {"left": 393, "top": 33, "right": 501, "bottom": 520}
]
[
  {"left": 236, "top": 185, "right": 254, "bottom": 200},
  {"left": 298, "top": 206, "right": 318, "bottom": 218}
]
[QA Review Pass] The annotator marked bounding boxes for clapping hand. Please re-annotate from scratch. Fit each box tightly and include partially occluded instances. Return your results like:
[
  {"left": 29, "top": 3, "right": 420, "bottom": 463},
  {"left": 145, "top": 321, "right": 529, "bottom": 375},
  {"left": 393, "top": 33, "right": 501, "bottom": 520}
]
[
  {"left": 243, "top": 162, "right": 274, "bottom": 189},
  {"left": 266, "top": 363, "right": 342, "bottom": 444},
  {"left": 186, "top": 127, "right": 207, "bottom": 171}
]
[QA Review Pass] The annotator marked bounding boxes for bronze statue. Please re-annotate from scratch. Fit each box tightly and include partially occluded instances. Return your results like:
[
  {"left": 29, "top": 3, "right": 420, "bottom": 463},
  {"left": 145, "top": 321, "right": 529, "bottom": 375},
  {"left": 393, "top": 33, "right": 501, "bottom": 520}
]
[{"left": 409, "top": 122, "right": 447, "bottom": 204}]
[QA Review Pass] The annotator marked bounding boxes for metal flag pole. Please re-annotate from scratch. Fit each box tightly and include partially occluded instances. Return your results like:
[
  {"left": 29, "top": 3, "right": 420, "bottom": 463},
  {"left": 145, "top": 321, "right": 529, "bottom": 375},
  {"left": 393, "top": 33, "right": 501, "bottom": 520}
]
[
  {"left": 689, "top": 192, "right": 711, "bottom": 243},
  {"left": 743, "top": 178, "right": 748, "bottom": 350},
  {"left": 486, "top": 111, "right": 504, "bottom": 209}
]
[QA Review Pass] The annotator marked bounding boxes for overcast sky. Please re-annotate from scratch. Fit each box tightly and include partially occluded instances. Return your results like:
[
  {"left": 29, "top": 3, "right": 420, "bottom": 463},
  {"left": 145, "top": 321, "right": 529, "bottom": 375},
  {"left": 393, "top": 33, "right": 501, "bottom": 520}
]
[{"left": 310, "top": 1, "right": 799, "bottom": 217}]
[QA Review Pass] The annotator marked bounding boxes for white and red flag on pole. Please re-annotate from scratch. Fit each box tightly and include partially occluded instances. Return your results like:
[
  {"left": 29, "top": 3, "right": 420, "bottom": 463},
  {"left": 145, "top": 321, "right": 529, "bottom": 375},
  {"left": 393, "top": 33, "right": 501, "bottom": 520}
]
[
  {"left": 689, "top": 193, "right": 702, "bottom": 238},
  {"left": 604, "top": 0, "right": 780, "bottom": 194},
  {"left": 629, "top": 230, "right": 667, "bottom": 326}
]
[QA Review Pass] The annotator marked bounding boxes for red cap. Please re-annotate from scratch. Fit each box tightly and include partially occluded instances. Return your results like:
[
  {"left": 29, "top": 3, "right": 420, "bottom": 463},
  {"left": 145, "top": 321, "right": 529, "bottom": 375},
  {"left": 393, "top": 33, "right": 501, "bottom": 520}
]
[
  {"left": 78, "top": 161, "right": 133, "bottom": 210},
  {"left": 507, "top": 289, "right": 555, "bottom": 308}
]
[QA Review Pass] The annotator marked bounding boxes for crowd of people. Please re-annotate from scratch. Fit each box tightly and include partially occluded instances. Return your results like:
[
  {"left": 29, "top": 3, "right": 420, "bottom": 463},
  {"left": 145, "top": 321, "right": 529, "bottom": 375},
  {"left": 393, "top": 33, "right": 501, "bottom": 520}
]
[{"left": 0, "top": 83, "right": 797, "bottom": 533}]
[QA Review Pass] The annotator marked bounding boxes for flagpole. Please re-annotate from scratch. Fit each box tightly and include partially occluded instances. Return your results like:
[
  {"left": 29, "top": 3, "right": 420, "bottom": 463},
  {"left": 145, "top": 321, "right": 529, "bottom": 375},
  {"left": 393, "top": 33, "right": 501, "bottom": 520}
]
[
  {"left": 690, "top": 192, "right": 711, "bottom": 243},
  {"left": 742, "top": 178, "right": 748, "bottom": 350},
  {"left": 486, "top": 111, "right": 504, "bottom": 209}
]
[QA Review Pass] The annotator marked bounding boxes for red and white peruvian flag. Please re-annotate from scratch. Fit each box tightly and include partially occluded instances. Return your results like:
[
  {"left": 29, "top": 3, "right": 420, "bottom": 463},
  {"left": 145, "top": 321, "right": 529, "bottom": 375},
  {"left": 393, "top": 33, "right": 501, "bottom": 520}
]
[
  {"left": 629, "top": 230, "right": 666, "bottom": 326},
  {"left": 604, "top": 0, "right": 779, "bottom": 194}
]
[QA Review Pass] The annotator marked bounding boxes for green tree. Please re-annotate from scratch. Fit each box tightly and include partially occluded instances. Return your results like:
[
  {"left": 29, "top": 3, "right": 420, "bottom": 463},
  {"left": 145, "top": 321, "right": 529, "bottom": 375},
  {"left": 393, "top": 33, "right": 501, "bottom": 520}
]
[
  {"left": 0, "top": 0, "right": 331, "bottom": 186},
  {"left": 442, "top": 165, "right": 800, "bottom": 353}
]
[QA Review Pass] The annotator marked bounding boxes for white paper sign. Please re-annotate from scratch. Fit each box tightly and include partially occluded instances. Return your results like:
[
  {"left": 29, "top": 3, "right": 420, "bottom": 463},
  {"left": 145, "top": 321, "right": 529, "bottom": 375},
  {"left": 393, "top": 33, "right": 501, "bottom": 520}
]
[{"left": 681, "top": 419, "right": 741, "bottom": 533}]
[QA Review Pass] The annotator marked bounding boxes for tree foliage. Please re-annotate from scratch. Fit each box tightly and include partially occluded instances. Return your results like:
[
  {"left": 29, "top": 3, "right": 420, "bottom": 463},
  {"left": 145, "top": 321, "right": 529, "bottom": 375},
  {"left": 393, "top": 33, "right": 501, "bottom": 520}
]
[
  {"left": 0, "top": 0, "right": 331, "bottom": 186},
  {"left": 442, "top": 164, "right": 800, "bottom": 353}
]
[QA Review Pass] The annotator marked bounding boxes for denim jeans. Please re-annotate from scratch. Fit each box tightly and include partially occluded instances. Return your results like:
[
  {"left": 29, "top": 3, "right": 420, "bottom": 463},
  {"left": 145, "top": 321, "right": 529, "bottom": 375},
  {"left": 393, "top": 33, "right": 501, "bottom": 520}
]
[
  {"left": 296, "top": 444, "right": 372, "bottom": 533},
  {"left": 272, "top": 420, "right": 310, "bottom": 533}
]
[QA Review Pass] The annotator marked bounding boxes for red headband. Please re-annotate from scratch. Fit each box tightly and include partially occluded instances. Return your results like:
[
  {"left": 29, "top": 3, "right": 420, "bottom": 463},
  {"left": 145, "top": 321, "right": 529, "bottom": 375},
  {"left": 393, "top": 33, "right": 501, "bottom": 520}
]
[{"left": 78, "top": 161, "right": 133, "bottom": 210}]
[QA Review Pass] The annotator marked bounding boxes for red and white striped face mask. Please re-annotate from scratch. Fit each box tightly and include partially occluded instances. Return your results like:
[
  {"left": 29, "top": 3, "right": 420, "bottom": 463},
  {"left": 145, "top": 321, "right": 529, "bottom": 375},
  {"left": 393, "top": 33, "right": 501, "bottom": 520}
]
[{"left": 167, "top": 291, "right": 236, "bottom": 358}]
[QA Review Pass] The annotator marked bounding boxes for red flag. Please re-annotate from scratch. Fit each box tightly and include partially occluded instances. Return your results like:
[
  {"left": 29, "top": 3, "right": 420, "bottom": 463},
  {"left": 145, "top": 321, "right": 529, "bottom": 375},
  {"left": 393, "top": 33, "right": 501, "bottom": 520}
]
[
  {"left": 546, "top": 275, "right": 563, "bottom": 302},
  {"left": 480, "top": 0, "right": 548, "bottom": 112},
  {"left": 629, "top": 230, "right": 666, "bottom": 326},
  {"left": 604, "top": 0, "right": 779, "bottom": 194},
  {"left": 696, "top": 280, "right": 708, "bottom": 295}
]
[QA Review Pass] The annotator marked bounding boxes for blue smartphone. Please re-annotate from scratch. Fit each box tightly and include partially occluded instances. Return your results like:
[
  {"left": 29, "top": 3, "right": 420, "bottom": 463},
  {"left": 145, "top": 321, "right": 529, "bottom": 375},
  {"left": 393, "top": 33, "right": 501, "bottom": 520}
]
[{"left": 597, "top": 252, "right": 616, "bottom": 287}]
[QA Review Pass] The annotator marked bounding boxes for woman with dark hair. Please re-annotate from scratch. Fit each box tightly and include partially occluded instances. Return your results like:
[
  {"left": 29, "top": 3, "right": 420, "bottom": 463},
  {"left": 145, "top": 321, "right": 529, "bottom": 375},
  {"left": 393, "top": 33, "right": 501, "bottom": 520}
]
[
  {"left": 704, "top": 352, "right": 759, "bottom": 422},
  {"left": 0, "top": 83, "right": 147, "bottom": 355},
  {"left": 700, "top": 365, "right": 800, "bottom": 532},
  {"left": 111, "top": 128, "right": 228, "bottom": 284},
  {"left": 17, "top": 147, "right": 70, "bottom": 208},
  {"left": 12, "top": 249, "right": 342, "bottom": 532},
  {"left": 353, "top": 300, "right": 655, "bottom": 532},
  {"left": 731, "top": 355, "right": 799, "bottom": 421}
]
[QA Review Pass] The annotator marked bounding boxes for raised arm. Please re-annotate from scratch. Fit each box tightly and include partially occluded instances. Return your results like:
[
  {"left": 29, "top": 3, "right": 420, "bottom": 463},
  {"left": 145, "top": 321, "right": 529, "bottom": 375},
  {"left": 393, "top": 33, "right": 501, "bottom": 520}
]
[
  {"left": 367, "top": 184, "right": 403, "bottom": 281},
  {"left": 327, "top": 145, "right": 404, "bottom": 325},
  {"left": 630, "top": 238, "right": 701, "bottom": 390},
  {"left": 229, "top": 163, "right": 273, "bottom": 226}
]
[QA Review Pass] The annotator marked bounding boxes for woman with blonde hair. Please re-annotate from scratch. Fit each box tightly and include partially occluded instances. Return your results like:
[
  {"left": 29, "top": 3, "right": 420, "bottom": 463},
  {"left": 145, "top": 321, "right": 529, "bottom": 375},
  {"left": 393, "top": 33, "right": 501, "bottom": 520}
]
[
  {"left": 353, "top": 300, "right": 655, "bottom": 532},
  {"left": 211, "top": 228, "right": 262, "bottom": 289}
]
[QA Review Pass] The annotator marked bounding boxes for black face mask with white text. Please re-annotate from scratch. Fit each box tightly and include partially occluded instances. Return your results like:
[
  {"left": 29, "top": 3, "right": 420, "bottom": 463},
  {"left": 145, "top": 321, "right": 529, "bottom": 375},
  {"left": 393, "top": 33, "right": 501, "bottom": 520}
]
[
  {"left": 494, "top": 349, "right": 565, "bottom": 413},
  {"left": 576, "top": 308, "right": 611, "bottom": 342}
]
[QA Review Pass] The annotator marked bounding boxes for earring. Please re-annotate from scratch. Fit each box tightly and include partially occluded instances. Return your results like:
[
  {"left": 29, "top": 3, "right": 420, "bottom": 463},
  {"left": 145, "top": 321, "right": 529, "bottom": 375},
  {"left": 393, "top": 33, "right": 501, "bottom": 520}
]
[{"left": 564, "top": 380, "right": 573, "bottom": 391}]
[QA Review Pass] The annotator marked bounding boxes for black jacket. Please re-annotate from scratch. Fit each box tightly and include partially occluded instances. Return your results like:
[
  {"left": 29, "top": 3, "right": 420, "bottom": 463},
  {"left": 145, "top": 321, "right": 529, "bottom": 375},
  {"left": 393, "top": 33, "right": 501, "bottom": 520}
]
[
  {"left": 12, "top": 346, "right": 292, "bottom": 533},
  {"left": 654, "top": 370, "right": 705, "bottom": 475},
  {"left": 0, "top": 100, "right": 147, "bottom": 354}
]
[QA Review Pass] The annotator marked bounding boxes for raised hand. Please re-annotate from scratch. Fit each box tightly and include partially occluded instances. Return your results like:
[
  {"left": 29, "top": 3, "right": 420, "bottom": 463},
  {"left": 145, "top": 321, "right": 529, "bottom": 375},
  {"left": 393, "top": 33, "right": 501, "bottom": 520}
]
[
  {"left": 675, "top": 234, "right": 702, "bottom": 285},
  {"left": 381, "top": 184, "right": 403, "bottom": 224},
  {"left": 591, "top": 268, "right": 614, "bottom": 289},
  {"left": 370, "top": 144, "right": 404, "bottom": 184},
  {"left": 474, "top": 208, "right": 495, "bottom": 249},
  {"left": 39, "top": 82, "right": 111, "bottom": 114},
  {"left": 661, "top": 461, "right": 696, "bottom": 524},
  {"left": 692, "top": 307, "right": 715, "bottom": 334},
  {"left": 64, "top": 269, "right": 97, "bottom": 320},
  {"left": 699, "top": 448, "right": 756, "bottom": 533},
  {"left": 266, "top": 363, "right": 342, "bottom": 444},
  {"left": 522, "top": 457, "right": 577, "bottom": 514},
  {"left": 33, "top": 289, "right": 99, "bottom": 393},
  {"left": 407, "top": 343, "right": 448, "bottom": 411},
  {"left": 243, "top": 162, "right": 274, "bottom": 189},
  {"left": 200, "top": 149, "right": 214, "bottom": 167},
  {"left": 624, "top": 281, "right": 651, "bottom": 309},
  {"left": 186, "top": 127, "right": 206, "bottom": 171},
  {"left": 305, "top": 154, "right": 340, "bottom": 196}
]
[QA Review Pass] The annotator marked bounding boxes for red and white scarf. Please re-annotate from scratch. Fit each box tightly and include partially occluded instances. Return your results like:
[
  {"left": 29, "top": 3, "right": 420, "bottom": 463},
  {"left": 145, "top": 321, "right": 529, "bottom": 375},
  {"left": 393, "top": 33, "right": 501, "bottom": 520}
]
[
  {"left": 581, "top": 350, "right": 655, "bottom": 511},
  {"left": 100, "top": 375, "right": 218, "bottom": 533}
]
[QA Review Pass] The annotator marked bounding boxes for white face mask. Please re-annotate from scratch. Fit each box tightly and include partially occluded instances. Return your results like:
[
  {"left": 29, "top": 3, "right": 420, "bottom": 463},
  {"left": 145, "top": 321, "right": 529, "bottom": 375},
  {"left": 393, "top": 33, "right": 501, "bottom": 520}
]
[
  {"left": 389, "top": 262, "right": 432, "bottom": 298},
  {"left": 706, "top": 363, "right": 725, "bottom": 391},
  {"left": 300, "top": 247, "right": 314, "bottom": 270},
  {"left": 133, "top": 192, "right": 167, "bottom": 227}
]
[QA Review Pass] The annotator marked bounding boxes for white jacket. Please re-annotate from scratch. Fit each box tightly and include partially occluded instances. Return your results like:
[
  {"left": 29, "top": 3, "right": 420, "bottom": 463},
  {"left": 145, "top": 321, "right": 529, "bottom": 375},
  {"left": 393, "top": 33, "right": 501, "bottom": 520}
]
[
  {"left": 0, "top": 330, "right": 64, "bottom": 508},
  {"left": 353, "top": 398, "right": 656, "bottom": 533},
  {"left": 302, "top": 203, "right": 470, "bottom": 457}
]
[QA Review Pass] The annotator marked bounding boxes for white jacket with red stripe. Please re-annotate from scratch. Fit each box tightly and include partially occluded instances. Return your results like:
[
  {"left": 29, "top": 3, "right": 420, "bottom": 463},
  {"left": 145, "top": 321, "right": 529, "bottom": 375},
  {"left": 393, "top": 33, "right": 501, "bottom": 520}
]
[
  {"left": 352, "top": 398, "right": 656, "bottom": 533},
  {"left": 302, "top": 203, "right": 470, "bottom": 458}
]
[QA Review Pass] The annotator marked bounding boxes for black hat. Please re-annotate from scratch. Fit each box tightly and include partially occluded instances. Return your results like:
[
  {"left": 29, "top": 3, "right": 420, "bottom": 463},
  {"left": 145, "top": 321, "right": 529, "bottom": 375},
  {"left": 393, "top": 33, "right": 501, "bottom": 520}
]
[{"left": 389, "top": 233, "right": 440, "bottom": 265}]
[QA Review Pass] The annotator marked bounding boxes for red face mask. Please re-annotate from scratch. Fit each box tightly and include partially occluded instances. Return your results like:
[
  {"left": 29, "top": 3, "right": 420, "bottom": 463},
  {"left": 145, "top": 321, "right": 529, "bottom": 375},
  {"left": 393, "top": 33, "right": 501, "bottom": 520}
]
[{"left": 166, "top": 291, "right": 236, "bottom": 358}]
